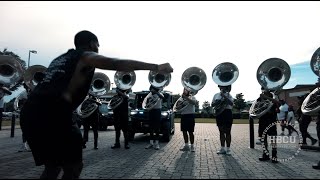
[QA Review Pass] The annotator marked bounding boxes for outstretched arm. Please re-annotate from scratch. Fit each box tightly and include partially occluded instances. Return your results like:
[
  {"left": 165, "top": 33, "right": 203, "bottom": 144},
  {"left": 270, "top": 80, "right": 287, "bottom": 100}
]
[{"left": 81, "top": 52, "right": 173, "bottom": 73}]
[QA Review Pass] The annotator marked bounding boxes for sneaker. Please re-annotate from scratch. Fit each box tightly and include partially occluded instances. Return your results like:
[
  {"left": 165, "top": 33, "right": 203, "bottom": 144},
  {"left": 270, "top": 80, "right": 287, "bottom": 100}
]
[
  {"left": 256, "top": 140, "right": 262, "bottom": 145},
  {"left": 280, "top": 132, "right": 285, "bottom": 136},
  {"left": 312, "top": 162, "right": 320, "bottom": 170},
  {"left": 217, "top": 148, "right": 226, "bottom": 154},
  {"left": 18, "top": 145, "right": 27, "bottom": 152},
  {"left": 154, "top": 144, "right": 160, "bottom": 150},
  {"left": 145, "top": 144, "right": 153, "bottom": 149},
  {"left": 111, "top": 143, "right": 120, "bottom": 149},
  {"left": 311, "top": 139, "right": 318, "bottom": 146},
  {"left": 226, "top": 149, "right": 231, "bottom": 155},
  {"left": 180, "top": 145, "right": 190, "bottom": 151},
  {"left": 190, "top": 146, "right": 195, "bottom": 152}
]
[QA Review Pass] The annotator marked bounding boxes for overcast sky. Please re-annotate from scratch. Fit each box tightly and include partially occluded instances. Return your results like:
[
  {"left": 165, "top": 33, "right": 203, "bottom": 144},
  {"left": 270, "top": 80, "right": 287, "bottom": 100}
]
[{"left": 1, "top": 1, "right": 319, "bottom": 106}]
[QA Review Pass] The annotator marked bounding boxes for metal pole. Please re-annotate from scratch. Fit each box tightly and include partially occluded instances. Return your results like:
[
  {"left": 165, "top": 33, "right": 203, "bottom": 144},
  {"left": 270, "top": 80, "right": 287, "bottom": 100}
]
[
  {"left": 27, "top": 50, "right": 31, "bottom": 68},
  {"left": 10, "top": 113, "right": 16, "bottom": 137},
  {"left": 249, "top": 115, "right": 255, "bottom": 149}
]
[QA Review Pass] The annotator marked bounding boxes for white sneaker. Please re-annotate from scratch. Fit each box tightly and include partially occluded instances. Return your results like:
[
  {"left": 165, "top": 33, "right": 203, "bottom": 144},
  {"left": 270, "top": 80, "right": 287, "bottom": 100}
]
[
  {"left": 256, "top": 139, "right": 262, "bottom": 145},
  {"left": 180, "top": 145, "right": 190, "bottom": 151},
  {"left": 154, "top": 144, "right": 160, "bottom": 150},
  {"left": 24, "top": 143, "right": 31, "bottom": 152},
  {"left": 217, "top": 148, "right": 226, "bottom": 154},
  {"left": 190, "top": 145, "right": 195, "bottom": 152},
  {"left": 18, "top": 145, "right": 26, "bottom": 152},
  {"left": 145, "top": 144, "right": 153, "bottom": 149},
  {"left": 226, "top": 149, "right": 231, "bottom": 155}
]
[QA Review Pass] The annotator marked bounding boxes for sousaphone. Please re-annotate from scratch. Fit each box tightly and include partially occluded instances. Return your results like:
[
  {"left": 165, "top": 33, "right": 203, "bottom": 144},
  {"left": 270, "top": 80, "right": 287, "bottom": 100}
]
[
  {"left": 173, "top": 67, "right": 206, "bottom": 113},
  {"left": 249, "top": 58, "right": 291, "bottom": 118},
  {"left": 142, "top": 71, "right": 171, "bottom": 110},
  {"left": 108, "top": 71, "right": 136, "bottom": 109},
  {"left": 77, "top": 72, "right": 110, "bottom": 118},
  {"left": 301, "top": 47, "right": 320, "bottom": 116},
  {"left": 212, "top": 62, "right": 239, "bottom": 116}
]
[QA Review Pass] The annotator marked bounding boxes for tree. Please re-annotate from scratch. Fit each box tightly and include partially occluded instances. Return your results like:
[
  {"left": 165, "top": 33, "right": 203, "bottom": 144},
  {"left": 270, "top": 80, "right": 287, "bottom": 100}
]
[
  {"left": 234, "top": 93, "right": 247, "bottom": 113},
  {"left": 0, "top": 48, "right": 27, "bottom": 91},
  {"left": 201, "top": 101, "right": 212, "bottom": 117}
]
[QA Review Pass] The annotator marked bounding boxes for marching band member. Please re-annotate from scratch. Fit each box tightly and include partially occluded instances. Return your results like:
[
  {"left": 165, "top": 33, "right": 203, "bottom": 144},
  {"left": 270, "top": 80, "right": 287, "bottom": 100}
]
[
  {"left": 82, "top": 93, "right": 99, "bottom": 150},
  {"left": 145, "top": 85, "right": 165, "bottom": 150},
  {"left": 20, "top": 30, "right": 173, "bottom": 179},
  {"left": 257, "top": 87, "right": 279, "bottom": 163},
  {"left": 0, "top": 84, "right": 12, "bottom": 131},
  {"left": 179, "top": 88, "right": 197, "bottom": 152},
  {"left": 111, "top": 88, "right": 130, "bottom": 149},
  {"left": 212, "top": 85, "right": 234, "bottom": 155}
]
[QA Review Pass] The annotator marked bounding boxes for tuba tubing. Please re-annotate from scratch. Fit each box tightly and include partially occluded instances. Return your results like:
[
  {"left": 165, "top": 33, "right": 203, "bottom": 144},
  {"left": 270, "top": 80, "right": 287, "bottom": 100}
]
[{"left": 173, "top": 67, "right": 206, "bottom": 113}]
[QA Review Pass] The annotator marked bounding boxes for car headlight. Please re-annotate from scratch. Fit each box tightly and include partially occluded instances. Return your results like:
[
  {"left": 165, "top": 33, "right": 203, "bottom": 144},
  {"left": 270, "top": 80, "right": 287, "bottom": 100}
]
[
  {"left": 139, "top": 111, "right": 144, "bottom": 114},
  {"left": 108, "top": 111, "right": 113, "bottom": 115},
  {"left": 161, "top": 112, "right": 168, "bottom": 117},
  {"left": 131, "top": 111, "right": 137, "bottom": 115}
]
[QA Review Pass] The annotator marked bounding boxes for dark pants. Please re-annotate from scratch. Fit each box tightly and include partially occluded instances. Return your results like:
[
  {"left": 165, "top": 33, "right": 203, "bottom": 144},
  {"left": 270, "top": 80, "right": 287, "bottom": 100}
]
[
  {"left": 0, "top": 108, "right": 3, "bottom": 130},
  {"left": 113, "top": 113, "right": 129, "bottom": 145},
  {"left": 317, "top": 121, "right": 320, "bottom": 146},
  {"left": 299, "top": 118, "right": 316, "bottom": 144},
  {"left": 20, "top": 96, "right": 84, "bottom": 180},
  {"left": 82, "top": 110, "right": 99, "bottom": 147},
  {"left": 40, "top": 161, "right": 83, "bottom": 179},
  {"left": 149, "top": 109, "right": 161, "bottom": 141}
]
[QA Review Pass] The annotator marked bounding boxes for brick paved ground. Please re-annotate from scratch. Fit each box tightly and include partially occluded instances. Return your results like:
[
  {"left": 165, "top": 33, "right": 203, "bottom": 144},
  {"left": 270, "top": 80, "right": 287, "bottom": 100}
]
[{"left": 0, "top": 122, "right": 319, "bottom": 179}]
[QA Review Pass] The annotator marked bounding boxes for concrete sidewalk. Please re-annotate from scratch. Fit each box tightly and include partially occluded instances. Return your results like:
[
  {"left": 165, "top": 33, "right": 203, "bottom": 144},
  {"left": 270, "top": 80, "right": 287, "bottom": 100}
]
[{"left": 0, "top": 123, "right": 319, "bottom": 179}]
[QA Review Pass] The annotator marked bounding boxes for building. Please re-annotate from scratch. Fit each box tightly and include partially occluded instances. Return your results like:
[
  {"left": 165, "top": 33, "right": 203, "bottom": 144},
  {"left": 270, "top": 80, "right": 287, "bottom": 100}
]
[{"left": 278, "top": 84, "right": 317, "bottom": 111}]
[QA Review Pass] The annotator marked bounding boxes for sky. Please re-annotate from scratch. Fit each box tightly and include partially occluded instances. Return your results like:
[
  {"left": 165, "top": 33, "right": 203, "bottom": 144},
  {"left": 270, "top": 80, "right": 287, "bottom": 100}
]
[{"left": 1, "top": 1, "right": 320, "bottom": 106}]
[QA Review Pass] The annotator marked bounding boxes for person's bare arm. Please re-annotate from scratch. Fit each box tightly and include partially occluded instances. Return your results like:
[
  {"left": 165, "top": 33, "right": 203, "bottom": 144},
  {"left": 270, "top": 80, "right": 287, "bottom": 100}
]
[{"left": 81, "top": 52, "right": 173, "bottom": 73}]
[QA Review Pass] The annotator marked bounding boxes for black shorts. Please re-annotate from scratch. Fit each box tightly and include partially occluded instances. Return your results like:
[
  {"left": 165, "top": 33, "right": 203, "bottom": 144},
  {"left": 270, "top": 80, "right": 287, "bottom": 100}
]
[
  {"left": 20, "top": 96, "right": 83, "bottom": 166},
  {"left": 216, "top": 109, "right": 233, "bottom": 129},
  {"left": 149, "top": 109, "right": 161, "bottom": 129},
  {"left": 181, "top": 114, "right": 195, "bottom": 132}
]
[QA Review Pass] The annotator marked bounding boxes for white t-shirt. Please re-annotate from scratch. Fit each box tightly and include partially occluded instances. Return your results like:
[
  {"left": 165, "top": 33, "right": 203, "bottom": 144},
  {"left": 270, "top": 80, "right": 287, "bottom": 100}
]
[
  {"left": 181, "top": 96, "right": 196, "bottom": 115},
  {"left": 277, "top": 103, "right": 289, "bottom": 120},
  {"left": 144, "top": 92, "right": 162, "bottom": 109},
  {"left": 212, "top": 92, "right": 233, "bottom": 110},
  {"left": 287, "top": 111, "right": 296, "bottom": 125}
]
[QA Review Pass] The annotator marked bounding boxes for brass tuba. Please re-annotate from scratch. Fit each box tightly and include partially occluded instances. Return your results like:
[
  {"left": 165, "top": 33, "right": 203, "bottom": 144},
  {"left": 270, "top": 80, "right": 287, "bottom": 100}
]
[
  {"left": 142, "top": 71, "right": 171, "bottom": 110},
  {"left": 0, "top": 55, "right": 24, "bottom": 89},
  {"left": 23, "top": 65, "right": 47, "bottom": 91},
  {"left": 173, "top": 67, "right": 206, "bottom": 113},
  {"left": 249, "top": 58, "right": 291, "bottom": 118},
  {"left": 212, "top": 62, "right": 239, "bottom": 116},
  {"left": 76, "top": 72, "right": 110, "bottom": 118},
  {"left": 14, "top": 65, "right": 47, "bottom": 112},
  {"left": 108, "top": 71, "right": 136, "bottom": 109},
  {"left": 301, "top": 47, "right": 320, "bottom": 116}
]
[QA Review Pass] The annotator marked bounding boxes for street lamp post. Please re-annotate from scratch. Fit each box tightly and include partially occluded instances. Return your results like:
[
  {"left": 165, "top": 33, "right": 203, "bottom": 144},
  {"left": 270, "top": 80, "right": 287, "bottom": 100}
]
[{"left": 28, "top": 50, "right": 37, "bottom": 68}]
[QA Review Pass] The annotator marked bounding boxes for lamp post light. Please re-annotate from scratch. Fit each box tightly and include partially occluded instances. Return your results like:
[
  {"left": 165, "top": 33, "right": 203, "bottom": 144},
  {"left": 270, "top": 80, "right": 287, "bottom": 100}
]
[{"left": 27, "top": 50, "right": 37, "bottom": 68}]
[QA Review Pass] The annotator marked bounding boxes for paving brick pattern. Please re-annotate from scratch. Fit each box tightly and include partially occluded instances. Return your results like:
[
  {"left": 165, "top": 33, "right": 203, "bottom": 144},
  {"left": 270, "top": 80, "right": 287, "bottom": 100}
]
[{"left": 0, "top": 123, "right": 319, "bottom": 179}]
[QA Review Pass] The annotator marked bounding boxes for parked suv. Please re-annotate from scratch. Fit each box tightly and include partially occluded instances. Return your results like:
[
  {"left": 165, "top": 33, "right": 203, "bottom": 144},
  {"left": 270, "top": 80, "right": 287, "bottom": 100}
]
[{"left": 128, "top": 90, "right": 175, "bottom": 142}]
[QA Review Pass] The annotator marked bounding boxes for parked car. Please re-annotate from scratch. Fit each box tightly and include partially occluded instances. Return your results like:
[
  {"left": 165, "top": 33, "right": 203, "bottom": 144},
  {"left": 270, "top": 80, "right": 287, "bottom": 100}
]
[{"left": 128, "top": 90, "right": 175, "bottom": 142}]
